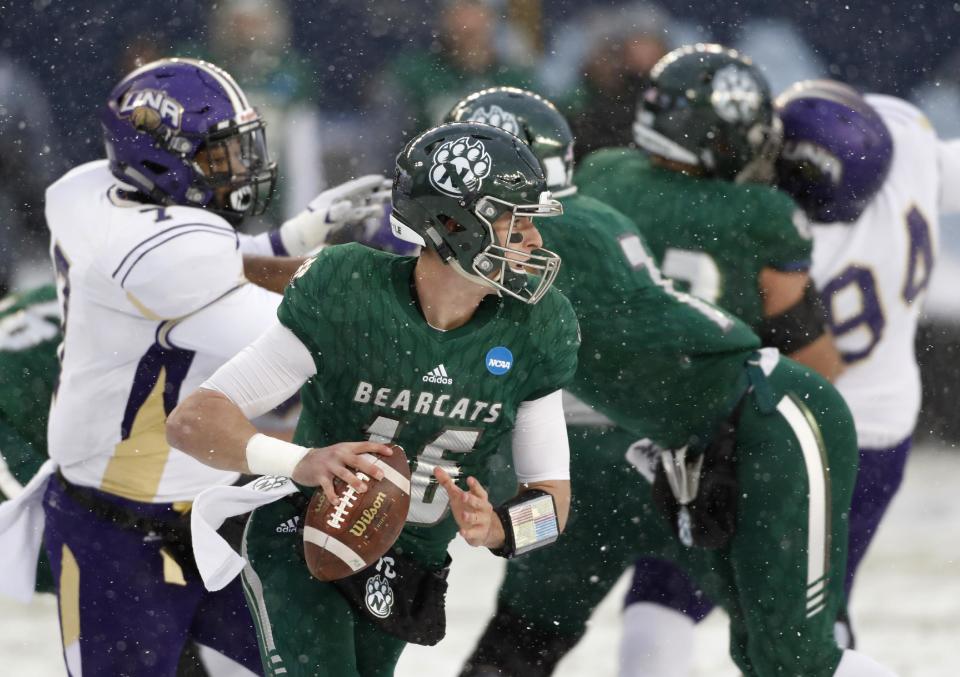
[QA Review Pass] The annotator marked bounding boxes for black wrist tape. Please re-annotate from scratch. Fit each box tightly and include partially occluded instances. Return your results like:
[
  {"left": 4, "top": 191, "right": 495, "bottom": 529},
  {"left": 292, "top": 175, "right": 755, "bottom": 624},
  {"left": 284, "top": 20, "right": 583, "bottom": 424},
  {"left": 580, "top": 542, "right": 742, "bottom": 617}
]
[{"left": 758, "top": 283, "right": 827, "bottom": 354}]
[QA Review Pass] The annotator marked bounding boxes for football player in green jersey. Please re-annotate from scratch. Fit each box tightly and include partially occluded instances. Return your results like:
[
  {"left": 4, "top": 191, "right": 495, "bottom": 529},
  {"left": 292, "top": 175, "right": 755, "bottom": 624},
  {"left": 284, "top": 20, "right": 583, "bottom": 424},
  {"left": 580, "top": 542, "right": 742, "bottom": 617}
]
[
  {"left": 446, "top": 88, "right": 895, "bottom": 676},
  {"left": 578, "top": 44, "right": 852, "bottom": 674},
  {"left": 577, "top": 43, "right": 844, "bottom": 381},
  {"left": 577, "top": 44, "right": 852, "bottom": 675},
  {"left": 0, "top": 285, "right": 60, "bottom": 593},
  {"left": 167, "top": 122, "right": 581, "bottom": 677}
]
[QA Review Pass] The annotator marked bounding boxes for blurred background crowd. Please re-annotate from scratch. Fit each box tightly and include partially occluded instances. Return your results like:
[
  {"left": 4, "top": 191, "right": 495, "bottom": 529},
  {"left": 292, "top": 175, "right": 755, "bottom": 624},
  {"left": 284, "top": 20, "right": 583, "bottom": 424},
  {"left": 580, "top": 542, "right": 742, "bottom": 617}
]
[{"left": 3, "top": 0, "right": 960, "bottom": 438}]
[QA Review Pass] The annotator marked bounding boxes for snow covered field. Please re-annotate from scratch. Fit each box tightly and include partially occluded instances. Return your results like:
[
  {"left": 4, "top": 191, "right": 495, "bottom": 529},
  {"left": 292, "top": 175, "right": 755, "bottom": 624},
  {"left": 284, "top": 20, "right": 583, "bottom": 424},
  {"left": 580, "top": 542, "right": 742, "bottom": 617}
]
[{"left": 3, "top": 444, "right": 958, "bottom": 676}]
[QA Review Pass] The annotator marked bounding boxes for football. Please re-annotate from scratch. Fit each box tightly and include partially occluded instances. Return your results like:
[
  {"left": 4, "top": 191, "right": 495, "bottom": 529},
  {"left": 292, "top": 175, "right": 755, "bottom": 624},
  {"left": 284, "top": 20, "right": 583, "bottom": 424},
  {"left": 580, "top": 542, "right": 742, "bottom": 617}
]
[{"left": 302, "top": 444, "right": 411, "bottom": 581}]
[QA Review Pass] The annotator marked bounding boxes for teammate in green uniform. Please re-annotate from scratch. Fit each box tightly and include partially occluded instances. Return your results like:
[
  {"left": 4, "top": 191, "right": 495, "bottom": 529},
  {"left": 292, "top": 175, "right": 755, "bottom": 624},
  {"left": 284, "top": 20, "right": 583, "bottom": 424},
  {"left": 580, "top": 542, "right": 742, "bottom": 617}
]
[
  {"left": 575, "top": 44, "right": 847, "bottom": 673},
  {"left": 577, "top": 44, "right": 843, "bottom": 380},
  {"left": 167, "top": 122, "right": 580, "bottom": 677},
  {"left": 0, "top": 285, "right": 60, "bottom": 593},
  {"left": 446, "top": 86, "right": 895, "bottom": 676}
]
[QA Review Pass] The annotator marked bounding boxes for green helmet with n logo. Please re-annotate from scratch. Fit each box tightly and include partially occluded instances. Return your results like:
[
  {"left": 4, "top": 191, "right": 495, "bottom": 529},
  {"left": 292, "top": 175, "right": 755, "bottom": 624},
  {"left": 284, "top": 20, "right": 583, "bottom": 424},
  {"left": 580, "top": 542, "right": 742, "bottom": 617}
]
[
  {"left": 445, "top": 87, "right": 576, "bottom": 196},
  {"left": 634, "top": 43, "right": 781, "bottom": 182},
  {"left": 390, "top": 122, "right": 563, "bottom": 304}
]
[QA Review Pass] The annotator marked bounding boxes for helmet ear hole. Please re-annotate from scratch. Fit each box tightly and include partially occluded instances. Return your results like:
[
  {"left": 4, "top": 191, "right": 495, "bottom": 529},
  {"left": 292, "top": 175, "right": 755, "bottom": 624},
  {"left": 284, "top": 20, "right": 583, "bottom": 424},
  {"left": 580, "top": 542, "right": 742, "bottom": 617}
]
[
  {"left": 141, "top": 159, "right": 168, "bottom": 175},
  {"left": 440, "top": 216, "right": 466, "bottom": 234}
]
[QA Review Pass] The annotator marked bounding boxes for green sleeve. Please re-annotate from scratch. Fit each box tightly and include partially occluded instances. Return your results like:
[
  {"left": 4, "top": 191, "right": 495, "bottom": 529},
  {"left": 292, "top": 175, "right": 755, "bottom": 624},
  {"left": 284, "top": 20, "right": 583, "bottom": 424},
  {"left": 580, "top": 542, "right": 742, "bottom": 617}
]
[
  {"left": 524, "top": 290, "right": 580, "bottom": 401},
  {"left": 748, "top": 187, "right": 813, "bottom": 272},
  {"left": 276, "top": 250, "right": 337, "bottom": 361}
]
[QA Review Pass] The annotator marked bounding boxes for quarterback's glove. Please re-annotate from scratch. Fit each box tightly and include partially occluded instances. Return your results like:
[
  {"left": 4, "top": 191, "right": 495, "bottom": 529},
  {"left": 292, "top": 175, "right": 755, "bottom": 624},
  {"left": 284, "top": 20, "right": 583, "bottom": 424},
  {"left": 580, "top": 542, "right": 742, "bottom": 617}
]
[{"left": 279, "top": 175, "right": 392, "bottom": 255}]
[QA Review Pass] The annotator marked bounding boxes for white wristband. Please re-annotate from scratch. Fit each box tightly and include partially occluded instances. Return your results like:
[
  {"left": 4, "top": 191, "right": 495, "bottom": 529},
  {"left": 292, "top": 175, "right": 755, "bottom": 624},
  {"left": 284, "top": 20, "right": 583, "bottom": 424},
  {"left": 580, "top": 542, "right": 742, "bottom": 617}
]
[{"left": 245, "top": 433, "right": 310, "bottom": 478}]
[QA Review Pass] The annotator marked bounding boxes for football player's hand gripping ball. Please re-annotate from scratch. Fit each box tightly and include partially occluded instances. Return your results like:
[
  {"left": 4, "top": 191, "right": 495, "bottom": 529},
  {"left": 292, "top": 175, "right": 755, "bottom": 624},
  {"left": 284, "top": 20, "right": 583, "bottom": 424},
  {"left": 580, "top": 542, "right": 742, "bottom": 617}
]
[{"left": 293, "top": 442, "right": 394, "bottom": 505}]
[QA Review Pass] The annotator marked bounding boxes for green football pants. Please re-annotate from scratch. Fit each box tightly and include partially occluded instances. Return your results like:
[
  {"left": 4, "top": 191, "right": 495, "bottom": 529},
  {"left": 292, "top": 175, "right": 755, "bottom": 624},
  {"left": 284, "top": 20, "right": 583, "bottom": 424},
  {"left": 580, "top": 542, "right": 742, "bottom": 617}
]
[
  {"left": 496, "top": 357, "right": 857, "bottom": 676},
  {"left": 240, "top": 498, "right": 407, "bottom": 677}
]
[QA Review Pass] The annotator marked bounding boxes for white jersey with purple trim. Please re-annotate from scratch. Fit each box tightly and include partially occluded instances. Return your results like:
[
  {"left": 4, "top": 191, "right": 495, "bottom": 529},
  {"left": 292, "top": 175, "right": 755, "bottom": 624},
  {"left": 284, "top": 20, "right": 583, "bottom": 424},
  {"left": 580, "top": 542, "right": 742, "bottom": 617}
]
[
  {"left": 810, "top": 95, "right": 959, "bottom": 449},
  {"left": 45, "top": 160, "right": 280, "bottom": 502}
]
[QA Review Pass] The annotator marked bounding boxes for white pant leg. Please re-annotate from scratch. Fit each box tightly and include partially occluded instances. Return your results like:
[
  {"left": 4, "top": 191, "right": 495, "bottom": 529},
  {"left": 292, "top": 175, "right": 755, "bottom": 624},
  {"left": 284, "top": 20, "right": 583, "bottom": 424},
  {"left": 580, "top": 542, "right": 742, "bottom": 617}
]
[
  {"left": 833, "top": 650, "right": 899, "bottom": 677},
  {"left": 619, "top": 602, "right": 696, "bottom": 677}
]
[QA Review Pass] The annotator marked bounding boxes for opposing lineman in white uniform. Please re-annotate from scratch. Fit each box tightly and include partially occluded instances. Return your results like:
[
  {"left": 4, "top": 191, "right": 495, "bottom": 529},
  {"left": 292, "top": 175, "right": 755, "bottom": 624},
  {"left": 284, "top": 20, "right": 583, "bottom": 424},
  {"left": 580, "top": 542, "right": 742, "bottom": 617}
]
[
  {"left": 811, "top": 93, "right": 948, "bottom": 450},
  {"left": 2, "top": 57, "right": 389, "bottom": 677}
]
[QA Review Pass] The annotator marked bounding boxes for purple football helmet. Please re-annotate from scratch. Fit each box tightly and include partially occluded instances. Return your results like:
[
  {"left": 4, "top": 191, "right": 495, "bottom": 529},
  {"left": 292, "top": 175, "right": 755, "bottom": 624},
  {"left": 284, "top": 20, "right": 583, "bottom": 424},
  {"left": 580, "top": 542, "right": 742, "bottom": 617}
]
[
  {"left": 775, "top": 80, "right": 893, "bottom": 223},
  {"left": 101, "top": 58, "right": 277, "bottom": 220}
]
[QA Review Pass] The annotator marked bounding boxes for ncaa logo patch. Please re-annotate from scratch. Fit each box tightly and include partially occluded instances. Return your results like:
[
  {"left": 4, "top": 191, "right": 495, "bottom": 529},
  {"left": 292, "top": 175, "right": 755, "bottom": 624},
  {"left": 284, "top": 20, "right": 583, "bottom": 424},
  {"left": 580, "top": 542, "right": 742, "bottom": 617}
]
[
  {"left": 429, "top": 136, "right": 492, "bottom": 197},
  {"left": 485, "top": 346, "right": 513, "bottom": 376}
]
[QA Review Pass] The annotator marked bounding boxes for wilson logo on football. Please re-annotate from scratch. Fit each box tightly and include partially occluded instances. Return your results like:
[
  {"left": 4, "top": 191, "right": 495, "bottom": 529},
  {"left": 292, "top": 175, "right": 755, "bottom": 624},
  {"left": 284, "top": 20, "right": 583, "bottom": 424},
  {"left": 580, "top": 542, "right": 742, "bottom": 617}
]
[
  {"left": 429, "top": 136, "right": 491, "bottom": 197},
  {"left": 422, "top": 364, "right": 453, "bottom": 385},
  {"left": 350, "top": 492, "right": 388, "bottom": 537}
]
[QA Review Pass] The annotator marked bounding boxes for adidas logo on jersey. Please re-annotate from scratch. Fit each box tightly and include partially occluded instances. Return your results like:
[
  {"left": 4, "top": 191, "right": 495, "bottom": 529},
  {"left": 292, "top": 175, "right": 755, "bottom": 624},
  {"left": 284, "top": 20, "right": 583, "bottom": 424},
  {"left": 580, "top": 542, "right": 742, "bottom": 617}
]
[
  {"left": 276, "top": 516, "right": 300, "bottom": 534},
  {"left": 422, "top": 364, "right": 453, "bottom": 385}
]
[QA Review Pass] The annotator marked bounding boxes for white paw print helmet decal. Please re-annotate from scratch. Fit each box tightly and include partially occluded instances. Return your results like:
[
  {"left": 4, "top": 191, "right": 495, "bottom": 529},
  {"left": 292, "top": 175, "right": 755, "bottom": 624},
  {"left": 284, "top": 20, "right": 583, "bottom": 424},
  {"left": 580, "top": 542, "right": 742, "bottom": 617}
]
[
  {"left": 429, "top": 136, "right": 492, "bottom": 197},
  {"left": 466, "top": 105, "right": 521, "bottom": 137},
  {"left": 711, "top": 64, "right": 763, "bottom": 123}
]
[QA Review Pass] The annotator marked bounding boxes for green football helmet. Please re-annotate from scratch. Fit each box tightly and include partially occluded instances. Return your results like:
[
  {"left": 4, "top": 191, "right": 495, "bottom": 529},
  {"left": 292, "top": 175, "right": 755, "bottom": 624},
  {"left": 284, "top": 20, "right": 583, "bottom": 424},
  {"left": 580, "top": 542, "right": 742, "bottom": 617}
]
[
  {"left": 633, "top": 43, "right": 782, "bottom": 183},
  {"left": 390, "top": 122, "right": 563, "bottom": 304},
  {"left": 445, "top": 87, "right": 576, "bottom": 196}
]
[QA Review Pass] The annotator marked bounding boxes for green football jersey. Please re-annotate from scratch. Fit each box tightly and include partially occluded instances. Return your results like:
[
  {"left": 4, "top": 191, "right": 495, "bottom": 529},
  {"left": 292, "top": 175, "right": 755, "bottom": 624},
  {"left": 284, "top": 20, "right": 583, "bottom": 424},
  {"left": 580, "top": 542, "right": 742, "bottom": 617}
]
[
  {"left": 576, "top": 148, "right": 811, "bottom": 330},
  {"left": 0, "top": 286, "right": 58, "bottom": 589},
  {"left": 278, "top": 244, "right": 580, "bottom": 566},
  {"left": 541, "top": 193, "right": 760, "bottom": 449},
  {"left": 0, "top": 285, "right": 60, "bottom": 457}
]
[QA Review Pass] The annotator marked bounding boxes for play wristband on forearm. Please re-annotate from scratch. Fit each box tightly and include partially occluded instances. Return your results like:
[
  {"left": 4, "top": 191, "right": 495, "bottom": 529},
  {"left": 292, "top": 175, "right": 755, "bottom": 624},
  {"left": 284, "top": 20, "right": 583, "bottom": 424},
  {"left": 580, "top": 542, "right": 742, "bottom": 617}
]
[
  {"left": 489, "top": 489, "right": 560, "bottom": 559},
  {"left": 245, "top": 433, "right": 310, "bottom": 478},
  {"left": 757, "top": 284, "right": 827, "bottom": 354}
]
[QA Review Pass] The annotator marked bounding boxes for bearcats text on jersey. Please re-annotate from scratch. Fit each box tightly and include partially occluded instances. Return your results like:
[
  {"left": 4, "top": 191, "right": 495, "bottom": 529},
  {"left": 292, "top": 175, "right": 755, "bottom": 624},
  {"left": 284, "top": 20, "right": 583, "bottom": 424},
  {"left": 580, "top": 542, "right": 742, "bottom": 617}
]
[{"left": 353, "top": 381, "right": 502, "bottom": 423}]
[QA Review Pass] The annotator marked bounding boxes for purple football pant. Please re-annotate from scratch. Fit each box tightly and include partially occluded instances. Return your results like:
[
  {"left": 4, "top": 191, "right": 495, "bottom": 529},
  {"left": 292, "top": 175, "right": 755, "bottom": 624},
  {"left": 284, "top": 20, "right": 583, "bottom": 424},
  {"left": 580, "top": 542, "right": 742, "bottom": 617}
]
[
  {"left": 625, "top": 437, "right": 913, "bottom": 617},
  {"left": 43, "top": 477, "right": 263, "bottom": 676}
]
